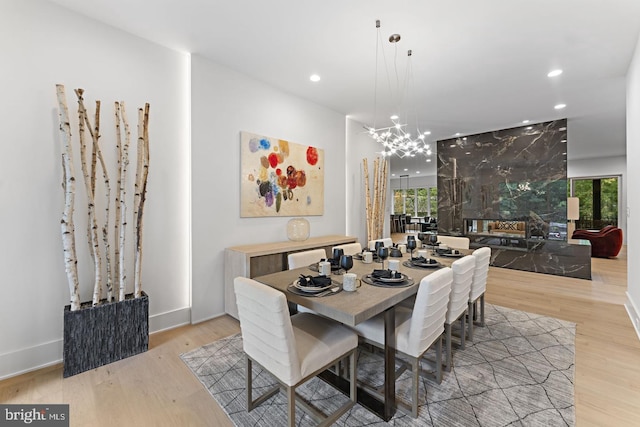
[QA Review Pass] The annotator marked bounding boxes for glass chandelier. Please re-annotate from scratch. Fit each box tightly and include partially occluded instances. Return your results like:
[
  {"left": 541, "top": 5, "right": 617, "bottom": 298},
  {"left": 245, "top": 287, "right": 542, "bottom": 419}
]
[{"left": 366, "top": 20, "right": 433, "bottom": 159}]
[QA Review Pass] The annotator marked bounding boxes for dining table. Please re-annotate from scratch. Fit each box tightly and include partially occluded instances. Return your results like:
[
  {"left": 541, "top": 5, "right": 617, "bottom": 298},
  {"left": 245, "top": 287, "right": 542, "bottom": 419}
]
[{"left": 252, "top": 246, "right": 470, "bottom": 421}]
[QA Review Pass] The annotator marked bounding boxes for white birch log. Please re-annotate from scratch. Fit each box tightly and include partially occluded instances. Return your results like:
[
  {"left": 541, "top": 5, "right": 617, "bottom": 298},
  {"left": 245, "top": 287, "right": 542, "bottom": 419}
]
[
  {"left": 118, "top": 102, "right": 131, "bottom": 301},
  {"left": 363, "top": 158, "right": 372, "bottom": 243},
  {"left": 81, "top": 98, "right": 113, "bottom": 303},
  {"left": 134, "top": 104, "right": 150, "bottom": 298},
  {"left": 56, "top": 84, "right": 81, "bottom": 311},
  {"left": 75, "top": 89, "right": 103, "bottom": 306},
  {"left": 113, "top": 102, "right": 122, "bottom": 296}
]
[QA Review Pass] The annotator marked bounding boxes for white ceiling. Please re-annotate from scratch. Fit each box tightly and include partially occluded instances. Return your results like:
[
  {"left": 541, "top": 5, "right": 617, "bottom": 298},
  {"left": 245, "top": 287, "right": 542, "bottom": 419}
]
[{"left": 48, "top": 0, "right": 640, "bottom": 177}]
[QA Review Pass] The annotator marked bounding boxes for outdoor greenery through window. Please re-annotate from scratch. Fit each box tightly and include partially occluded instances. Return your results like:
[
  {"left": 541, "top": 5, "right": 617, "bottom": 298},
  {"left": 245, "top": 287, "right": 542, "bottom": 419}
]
[
  {"left": 569, "top": 176, "right": 619, "bottom": 230},
  {"left": 393, "top": 187, "right": 437, "bottom": 218}
]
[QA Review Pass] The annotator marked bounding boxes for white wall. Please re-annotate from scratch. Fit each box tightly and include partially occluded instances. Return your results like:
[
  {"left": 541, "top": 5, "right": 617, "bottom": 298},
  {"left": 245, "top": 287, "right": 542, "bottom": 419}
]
[
  {"left": 190, "top": 55, "right": 347, "bottom": 323},
  {"left": 568, "top": 155, "right": 627, "bottom": 242},
  {"left": 0, "top": 0, "right": 190, "bottom": 379},
  {"left": 626, "top": 34, "right": 640, "bottom": 338}
]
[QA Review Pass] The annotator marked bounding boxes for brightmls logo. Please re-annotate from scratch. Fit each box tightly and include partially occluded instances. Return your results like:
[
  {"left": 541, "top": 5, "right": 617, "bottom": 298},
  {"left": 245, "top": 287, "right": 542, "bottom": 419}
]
[{"left": 0, "top": 405, "right": 68, "bottom": 426}]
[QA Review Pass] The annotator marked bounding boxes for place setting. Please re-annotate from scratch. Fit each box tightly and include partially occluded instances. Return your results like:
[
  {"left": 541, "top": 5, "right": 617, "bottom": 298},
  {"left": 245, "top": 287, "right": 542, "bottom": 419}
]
[
  {"left": 403, "top": 248, "right": 442, "bottom": 269},
  {"left": 431, "top": 245, "right": 465, "bottom": 258},
  {"left": 287, "top": 274, "right": 342, "bottom": 297},
  {"left": 308, "top": 248, "right": 347, "bottom": 274},
  {"left": 362, "top": 247, "right": 415, "bottom": 288}
]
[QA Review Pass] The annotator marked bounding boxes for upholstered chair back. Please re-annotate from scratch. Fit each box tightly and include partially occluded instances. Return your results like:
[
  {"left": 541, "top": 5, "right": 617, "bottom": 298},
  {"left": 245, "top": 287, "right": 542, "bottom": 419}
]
[
  {"left": 405, "top": 267, "right": 453, "bottom": 357},
  {"left": 470, "top": 247, "right": 491, "bottom": 302},
  {"left": 368, "top": 238, "right": 393, "bottom": 250},
  {"left": 287, "top": 248, "right": 327, "bottom": 269},
  {"left": 234, "top": 277, "right": 301, "bottom": 385},
  {"left": 331, "top": 242, "right": 362, "bottom": 256},
  {"left": 446, "top": 255, "right": 475, "bottom": 324},
  {"left": 437, "top": 235, "right": 470, "bottom": 250}
]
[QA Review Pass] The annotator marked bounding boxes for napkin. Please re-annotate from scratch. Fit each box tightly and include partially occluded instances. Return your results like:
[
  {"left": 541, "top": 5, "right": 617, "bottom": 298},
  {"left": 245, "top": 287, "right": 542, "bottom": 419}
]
[
  {"left": 411, "top": 256, "right": 436, "bottom": 264},
  {"left": 298, "top": 275, "right": 332, "bottom": 287},
  {"left": 371, "top": 269, "right": 401, "bottom": 279}
]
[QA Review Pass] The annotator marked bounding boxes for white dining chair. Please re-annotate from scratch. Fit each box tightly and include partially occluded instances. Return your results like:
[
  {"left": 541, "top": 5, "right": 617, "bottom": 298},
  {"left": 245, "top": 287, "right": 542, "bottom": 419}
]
[
  {"left": 331, "top": 242, "right": 362, "bottom": 256},
  {"left": 234, "top": 277, "right": 357, "bottom": 426},
  {"left": 353, "top": 267, "right": 453, "bottom": 417},
  {"left": 444, "top": 255, "right": 475, "bottom": 371},
  {"left": 368, "top": 237, "right": 393, "bottom": 250},
  {"left": 287, "top": 248, "right": 327, "bottom": 269},
  {"left": 468, "top": 246, "right": 491, "bottom": 341},
  {"left": 436, "top": 235, "right": 470, "bottom": 250}
]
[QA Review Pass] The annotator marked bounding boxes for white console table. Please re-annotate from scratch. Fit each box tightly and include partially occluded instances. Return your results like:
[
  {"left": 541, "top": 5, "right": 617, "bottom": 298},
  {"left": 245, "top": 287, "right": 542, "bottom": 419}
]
[{"left": 224, "top": 235, "right": 357, "bottom": 319}]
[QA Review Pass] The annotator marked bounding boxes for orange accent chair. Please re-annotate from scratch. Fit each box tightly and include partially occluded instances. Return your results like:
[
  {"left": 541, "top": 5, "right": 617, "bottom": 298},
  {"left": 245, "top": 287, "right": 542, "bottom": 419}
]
[{"left": 572, "top": 225, "right": 623, "bottom": 258}]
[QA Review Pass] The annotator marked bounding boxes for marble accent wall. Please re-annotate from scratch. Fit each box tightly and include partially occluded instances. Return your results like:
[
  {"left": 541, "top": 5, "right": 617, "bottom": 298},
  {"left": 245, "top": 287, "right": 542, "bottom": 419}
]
[{"left": 437, "top": 120, "right": 568, "bottom": 236}]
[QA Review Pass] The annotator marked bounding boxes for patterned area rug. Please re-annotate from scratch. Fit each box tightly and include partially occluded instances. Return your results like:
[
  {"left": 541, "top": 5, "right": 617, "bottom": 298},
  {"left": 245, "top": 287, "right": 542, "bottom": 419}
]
[{"left": 181, "top": 304, "right": 575, "bottom": 426}]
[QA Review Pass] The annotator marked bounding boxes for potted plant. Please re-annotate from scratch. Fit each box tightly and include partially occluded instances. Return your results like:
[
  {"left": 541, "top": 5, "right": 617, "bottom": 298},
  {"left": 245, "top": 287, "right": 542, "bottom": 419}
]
[{"left": 55, "top": 85, "right": 150, "bottom": 377}]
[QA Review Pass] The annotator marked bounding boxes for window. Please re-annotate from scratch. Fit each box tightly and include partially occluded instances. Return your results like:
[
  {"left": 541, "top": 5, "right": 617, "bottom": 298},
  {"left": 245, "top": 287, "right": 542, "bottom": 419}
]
[
  {"left": 392, "top": 185, "right": 437, "bottom": 218},
  {"left": 569, "top": 176, "right": 619, "bottom": 230}
]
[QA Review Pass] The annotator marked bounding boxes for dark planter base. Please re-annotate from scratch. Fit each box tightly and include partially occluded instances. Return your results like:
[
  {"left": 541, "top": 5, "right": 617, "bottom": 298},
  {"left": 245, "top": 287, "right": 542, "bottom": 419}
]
[{"left": 63, "top": 292, "right": 149, "bottom": 378}]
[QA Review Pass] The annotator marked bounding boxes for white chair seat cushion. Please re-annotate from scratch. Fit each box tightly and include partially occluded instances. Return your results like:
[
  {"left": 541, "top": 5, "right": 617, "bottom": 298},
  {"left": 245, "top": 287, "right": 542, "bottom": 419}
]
[
  {"left": 352, "top": 307, "right": 441, "bottom": 358},
  {"left": 291, "top": 313, "right": 358, "bottom": 379}
]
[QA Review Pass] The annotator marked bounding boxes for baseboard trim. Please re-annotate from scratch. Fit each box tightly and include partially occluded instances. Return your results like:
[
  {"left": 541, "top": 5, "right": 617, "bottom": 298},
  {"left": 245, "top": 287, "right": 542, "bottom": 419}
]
[
  {"left": 624, "top": 291, "right": 640, "bottom": 342},
  {"left": 0, "top": 306, "right": 191, "bottom": 381}
]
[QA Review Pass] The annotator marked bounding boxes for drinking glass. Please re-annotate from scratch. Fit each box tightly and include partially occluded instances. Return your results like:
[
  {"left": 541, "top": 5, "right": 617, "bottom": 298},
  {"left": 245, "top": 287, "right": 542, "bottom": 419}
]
[
  {"left": 377, "top": 247, "right": 389, "bottom": 269},
  {"left": 417, "top": 233, "right": 426, "bottom": 248},
  {"left": 340, "top": 254, "right": 353, "bottom": 274},
  {"left": 332, "top": 248, "right": 344, "bottom": 262},
  {"left": 374, "top": 241, "right": 384, "bottom": 253},
  {"left": 406, "top": 238, "right": 417, "bottom": 259}
]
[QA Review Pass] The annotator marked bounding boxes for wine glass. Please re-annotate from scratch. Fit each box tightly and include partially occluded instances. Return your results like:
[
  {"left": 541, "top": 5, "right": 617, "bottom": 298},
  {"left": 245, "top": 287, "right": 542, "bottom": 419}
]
[
  {"left": 374, "top": 241, "right": 384, "bottom": 253},
  {"left": 332, "top": 248, "right": 344, "bottom": 263},
  {"left": 417, "top": 233, "right": 426, "bottom": 248},
  {"left": 428, "top": 234, "right": 438, "bottom": 254},
  {"left": 377, "top": 247, "right": 389, "bottom": 270},
  {"left": 340, "top": 254, "right": 353, "bottom": 274},
  {"left": 406, "top": 238, "right": 417, "bottom": 259}
]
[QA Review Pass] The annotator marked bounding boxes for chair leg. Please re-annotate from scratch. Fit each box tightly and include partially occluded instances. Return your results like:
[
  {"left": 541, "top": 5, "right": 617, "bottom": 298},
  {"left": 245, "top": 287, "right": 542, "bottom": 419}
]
[
  {"left": 246, "top": 356, "right": 253, "bottom": 411},
  {"left": 287, "top": 386, "right": 295, "bottom": 427},
  {"left": 468, "top": 301, "right": 474, "bottom": 342},
  {"left": 411, "top": 357, "right": 419, "bottom": 418},
  {"left": 480, "top": 294, "right": 485, "bottom": 326},
  {"left": 459, "top": 314, "right": 466, "bottom": 350},
  {"left": 445, "top": 323, "right": 452, "bottom": 372},
  {"left": 435, "top": 335, "right": 442, "bottom": 384}
]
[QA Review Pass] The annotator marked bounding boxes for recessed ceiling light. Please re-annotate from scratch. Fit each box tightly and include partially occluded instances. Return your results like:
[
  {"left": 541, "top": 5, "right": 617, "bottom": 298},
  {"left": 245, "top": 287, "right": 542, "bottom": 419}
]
[
  {"left": 403, "top": 168, "right": 408, "bottom": 171},
  {"left": 554, "top": 103, "right": 566, "bottom": 109},
  {"left": 547, "top": 69, "right": 563, "bottom": 77},
  {"left": 309, "top": 74, "right": 320, "bottom": 82},
  {"left": 390, "top": 115, "right": 399, "bottom": 120},
  {"left": 391, "top": 173, "right": 396, "bottom": 176},
  {"left": 416, "top": 171, "right": 421, "bottom": 174},
  {"left": 426, "top": 159, "right": 432, "bottom": 162},
  {"left": 455, "top": 132, "right": 461, "bottom": 136},
  {"left": 424, "top": 131, "right": 431, "bottom": 135},
  {"left": 522, "top": 119, "right": 530, "bottom": 124}
]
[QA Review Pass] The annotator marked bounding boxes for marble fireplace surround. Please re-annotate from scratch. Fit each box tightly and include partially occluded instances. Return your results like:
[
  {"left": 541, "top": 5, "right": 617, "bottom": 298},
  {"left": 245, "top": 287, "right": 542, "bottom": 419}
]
[{"left": 436, "top": 119, "right": 591, "bottom": 280}]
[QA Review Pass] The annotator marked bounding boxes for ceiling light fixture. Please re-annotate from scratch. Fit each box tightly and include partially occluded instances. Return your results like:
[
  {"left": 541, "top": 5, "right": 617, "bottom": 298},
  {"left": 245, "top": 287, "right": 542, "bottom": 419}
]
[
  {"left": 554, "top": 103, "right": 567, "bottom": 109},
  {"left": 547, "top": 69, "right": 563, "bottom": 77},
  {"left": 309, "top": 74, "right": 320, "bottom": 82},
  {"left": 365, "top": 19, "right": 431, "bottom": 159},
  {"left": 522, "top": 119, "right": 530, "bottom": 124}
]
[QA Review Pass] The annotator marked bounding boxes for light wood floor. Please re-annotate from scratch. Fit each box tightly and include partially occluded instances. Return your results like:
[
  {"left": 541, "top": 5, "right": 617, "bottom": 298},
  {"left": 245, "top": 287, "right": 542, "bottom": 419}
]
[{"left": 1, "top": 243, "right": 638, "bottom": 426}]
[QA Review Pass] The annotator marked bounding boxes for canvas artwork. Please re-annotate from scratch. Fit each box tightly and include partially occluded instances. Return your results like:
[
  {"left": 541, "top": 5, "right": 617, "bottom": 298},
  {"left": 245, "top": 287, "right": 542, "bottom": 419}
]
[{"left": 240, "top": 131, "right": 324, "bottom": 217}]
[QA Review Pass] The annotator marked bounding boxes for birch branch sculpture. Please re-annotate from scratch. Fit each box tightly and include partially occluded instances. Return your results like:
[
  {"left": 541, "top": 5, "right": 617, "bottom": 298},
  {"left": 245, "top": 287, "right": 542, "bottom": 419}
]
[
  {"left": 56, "top": 85, "right": 81, "bottom": 311},
  {"left": 117, "top": 102, "right": 131, "bottom": 302},
  {"left": 363, "top": 157, "right": 388, "bottom": 242},
  {"left": 56, "top": 85, "right": 150, "bottom": 308},
  {"left": 134, "top": 104, "right": 150, "bottom": 298},
  {"left": 113, "top": 102, "right": 122, "bottom": 293},
  {"left": 75, "top": 89, "right": 103, "bottom": 306}
]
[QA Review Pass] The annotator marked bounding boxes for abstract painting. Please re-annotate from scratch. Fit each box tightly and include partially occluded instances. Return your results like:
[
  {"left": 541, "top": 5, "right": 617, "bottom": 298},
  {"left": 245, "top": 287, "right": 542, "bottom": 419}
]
[{"left": 240, "top": 131, "right": 324, "bottom": 217}]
